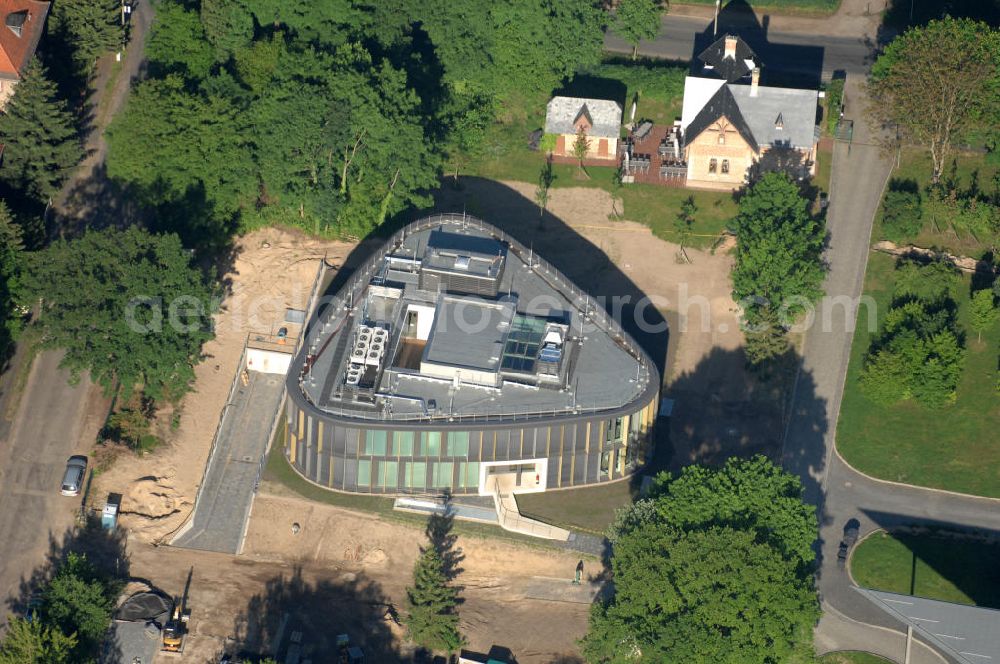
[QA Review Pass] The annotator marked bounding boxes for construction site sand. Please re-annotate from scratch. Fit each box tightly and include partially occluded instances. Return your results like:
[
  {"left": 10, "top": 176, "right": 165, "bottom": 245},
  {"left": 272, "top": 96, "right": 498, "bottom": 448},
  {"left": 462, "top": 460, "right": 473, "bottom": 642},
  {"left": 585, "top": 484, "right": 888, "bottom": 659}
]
[
  {"left": 93, "top": 228, "right": 356, "bottom": 542},
  {"left": 128, "top": 492, "right": 592, "bottom": 662}
]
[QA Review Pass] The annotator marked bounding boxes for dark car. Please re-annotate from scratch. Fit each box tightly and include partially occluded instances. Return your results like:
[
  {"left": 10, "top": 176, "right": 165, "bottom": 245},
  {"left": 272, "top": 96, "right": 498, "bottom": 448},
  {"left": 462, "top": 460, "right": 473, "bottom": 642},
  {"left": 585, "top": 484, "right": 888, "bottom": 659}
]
[{"left": 837, "top": 520, "right": 861, "bottom": 569}]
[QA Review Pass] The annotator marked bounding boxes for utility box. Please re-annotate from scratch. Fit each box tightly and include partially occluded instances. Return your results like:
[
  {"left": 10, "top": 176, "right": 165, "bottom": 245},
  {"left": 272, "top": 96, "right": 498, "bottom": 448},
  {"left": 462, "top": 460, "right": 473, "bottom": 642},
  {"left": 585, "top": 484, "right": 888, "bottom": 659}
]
[{"left": 102, "top": 493, "right": 122, "bottom": 531}]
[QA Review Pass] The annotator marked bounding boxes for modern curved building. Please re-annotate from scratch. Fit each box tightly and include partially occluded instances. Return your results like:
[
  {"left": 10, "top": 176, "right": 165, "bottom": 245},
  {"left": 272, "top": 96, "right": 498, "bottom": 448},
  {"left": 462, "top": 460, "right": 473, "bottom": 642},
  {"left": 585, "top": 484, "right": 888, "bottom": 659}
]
[{"left": 285, "top": 214, "right": 660, "bottom": 497}]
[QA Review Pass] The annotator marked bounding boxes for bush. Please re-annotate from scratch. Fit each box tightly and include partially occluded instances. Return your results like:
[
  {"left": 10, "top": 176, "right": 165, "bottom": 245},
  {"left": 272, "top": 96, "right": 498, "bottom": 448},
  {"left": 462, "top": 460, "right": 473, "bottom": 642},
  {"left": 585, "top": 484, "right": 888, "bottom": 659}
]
[
  {"left": 881, "top": 180, "right": 923, "bottom": 241},
  {"left": 825, "top": 78, "right": 844, "bottom": 134},
  {"left": 860, "top": 261, "right": 966, "bottom": 408}
]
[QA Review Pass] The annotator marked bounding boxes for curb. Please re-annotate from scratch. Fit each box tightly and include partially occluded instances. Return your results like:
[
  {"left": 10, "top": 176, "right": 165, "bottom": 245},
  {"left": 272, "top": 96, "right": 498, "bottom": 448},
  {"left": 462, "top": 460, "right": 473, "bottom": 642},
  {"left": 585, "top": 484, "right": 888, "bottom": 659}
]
[
  {"left": 818, "top": 597, "right": 949, "bottom": 664},
  {"left": 832, "top": 443, "right": 1000, "bottom": 506}
]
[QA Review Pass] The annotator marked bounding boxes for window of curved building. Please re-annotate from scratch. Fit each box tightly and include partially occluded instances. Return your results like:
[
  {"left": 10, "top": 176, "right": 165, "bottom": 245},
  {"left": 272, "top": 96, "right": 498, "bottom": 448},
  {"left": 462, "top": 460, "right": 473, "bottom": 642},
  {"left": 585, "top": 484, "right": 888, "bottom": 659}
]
[
  {"left": 458, "top": 462, "right": 480, "bottom": 488},
  {"left": 405, "top": 461, "right": 427, "bottom": 489},
  {"left": 378, "top": 461, "right": 398, "bottom": 488},
  {"left": 395, "top": 431, "right": 414, "bottom": 456},
  {"left": 422, "top": 431, "right": 442, "bottom": 456},
  {"left": 364, "top": 430, "right": 387, "bottom": 456},
  {"left": 432, "top": 461, "right": 454, "bottom": 487},
  {"left": 449, "top": 431, "right": 470, "bottom": 457},
  {"left": 357, "top": 459, "right": 372, "bottom": 487}
]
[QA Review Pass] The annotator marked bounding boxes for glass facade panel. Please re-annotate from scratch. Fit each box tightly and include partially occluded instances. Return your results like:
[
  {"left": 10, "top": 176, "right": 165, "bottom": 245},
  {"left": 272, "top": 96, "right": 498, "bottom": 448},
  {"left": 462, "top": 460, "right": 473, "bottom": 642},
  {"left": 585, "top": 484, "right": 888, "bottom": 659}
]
[
  {"left": 449, "top": 431, "right": 470, "bottom": 457},
  {"left": 357, "top": 459, "right": 371, "bottom": 487},
  {"left": 432, "top": 462, "right": 454, "bottom": 487},
  {"left": 423, "top": 431, "right": 442, "bottom": 456},
  {"left": 364, "top": 430, "right": 387, "bottom": 455},
  {"left": 395, "top": 431, "right": 414, "bottom": 456},
  {"left": 405, "top": 462, "right": 427, "bottom": 488},
  {"left": 458, "top": 462, "right": 480, "bottom": 488},
  {"left": 378, "top": 461, "right": 398, "bottom": 488}
]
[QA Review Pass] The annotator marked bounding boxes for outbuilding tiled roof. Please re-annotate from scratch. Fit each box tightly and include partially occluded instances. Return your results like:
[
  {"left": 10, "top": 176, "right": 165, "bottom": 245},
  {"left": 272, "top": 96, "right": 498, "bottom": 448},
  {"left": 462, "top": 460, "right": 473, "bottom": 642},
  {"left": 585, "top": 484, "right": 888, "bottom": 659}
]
[
  {"left": 545, "top": 96, "right": 622, "bottom": 139},
  {"left": 0, "top": 0, "right": 49, "bottom": 78}
]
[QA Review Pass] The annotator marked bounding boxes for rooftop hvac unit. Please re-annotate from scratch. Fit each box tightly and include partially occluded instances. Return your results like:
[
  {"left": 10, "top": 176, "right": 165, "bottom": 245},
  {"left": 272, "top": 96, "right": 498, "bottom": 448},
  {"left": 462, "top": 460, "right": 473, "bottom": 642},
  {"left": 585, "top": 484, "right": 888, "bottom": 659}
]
[
  {"left": 358, "top": 332, "right": 371, "bottom": 345},
  {"left": 373, "top": 328, "right": 388, "bottom": 341},
  {"left": 349, "top": 362, "right": 364, "bottom": 371},
  {"left": 351, "top": 348, "right": 366, "bottom": 362},
  {"left": 346, "top": 373, "right": 360, "bottom": 385},
  {"left": 359, "top": 325, "right": 373, "bottom": 335},
  {"left": 365, "top": 351, "right": 381, "bottom": 366},
  {"left": 370, "top": 341, "right": 383, "bottom": 354}
]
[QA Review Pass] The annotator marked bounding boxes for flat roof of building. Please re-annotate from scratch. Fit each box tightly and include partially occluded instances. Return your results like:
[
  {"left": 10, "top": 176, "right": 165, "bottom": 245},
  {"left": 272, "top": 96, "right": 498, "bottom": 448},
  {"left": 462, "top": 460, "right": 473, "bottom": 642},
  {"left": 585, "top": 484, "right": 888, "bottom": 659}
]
[{"left": 293, "top": 214, "right": 656, "bottom": 423}]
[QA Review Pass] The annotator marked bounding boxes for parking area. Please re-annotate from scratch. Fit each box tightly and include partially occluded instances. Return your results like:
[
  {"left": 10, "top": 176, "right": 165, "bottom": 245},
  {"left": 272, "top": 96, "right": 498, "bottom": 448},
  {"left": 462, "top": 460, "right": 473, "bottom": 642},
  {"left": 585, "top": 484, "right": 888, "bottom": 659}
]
[{"left": 171, "top": 370, "right": 285, "bottom": 554}]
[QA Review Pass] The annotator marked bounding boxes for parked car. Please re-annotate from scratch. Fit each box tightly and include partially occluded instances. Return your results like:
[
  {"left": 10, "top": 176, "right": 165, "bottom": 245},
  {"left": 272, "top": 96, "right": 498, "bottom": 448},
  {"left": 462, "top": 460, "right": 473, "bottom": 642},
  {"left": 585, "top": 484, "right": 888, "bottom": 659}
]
[
  {"left": 837, "top": 519, "right": 861, "bottom": 569},
  {"left": 60, "top": 456, "right": 88, "bottom": 496}
]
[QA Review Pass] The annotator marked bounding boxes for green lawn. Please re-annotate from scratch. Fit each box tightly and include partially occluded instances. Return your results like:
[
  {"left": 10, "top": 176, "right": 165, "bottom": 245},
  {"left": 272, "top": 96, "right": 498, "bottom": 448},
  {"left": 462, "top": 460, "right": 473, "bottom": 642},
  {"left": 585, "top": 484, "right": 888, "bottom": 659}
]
[
  {"left": 875, "top": 149, "right": 1000, "bottom": 256},
  {"left": 851, "top": 530, "right": 1000, "bottom": 608},
  {"left": 836, "top": 252, "right": 1000, "bottom": 496},
  {"left": 817, "top": 653, "right": 891, "bottom": 664},
  {"left": 515, "top": 480, "right": 637, "bottom": 535}
]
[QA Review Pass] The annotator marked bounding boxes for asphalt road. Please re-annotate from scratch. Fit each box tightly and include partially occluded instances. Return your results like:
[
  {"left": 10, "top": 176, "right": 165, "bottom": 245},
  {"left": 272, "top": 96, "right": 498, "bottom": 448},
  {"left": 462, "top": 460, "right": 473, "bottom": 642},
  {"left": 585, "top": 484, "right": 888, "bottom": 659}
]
[
  {"left": 605, "top": 14, "right": 872, "bottom": 79},
  {"left": 0, "top": 350, "right": 105, "bottom": 624}
]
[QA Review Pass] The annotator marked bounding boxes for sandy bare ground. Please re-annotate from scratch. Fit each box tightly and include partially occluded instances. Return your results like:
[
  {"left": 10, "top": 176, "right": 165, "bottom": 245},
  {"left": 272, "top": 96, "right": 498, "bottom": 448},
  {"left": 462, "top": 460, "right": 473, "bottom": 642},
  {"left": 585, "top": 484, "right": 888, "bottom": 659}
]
[
  {"left": 92, "top": 228, "right": 357, "bottom": 543},
  {"left": 129, "top": 492, "right": 591, "bottom": 663}
]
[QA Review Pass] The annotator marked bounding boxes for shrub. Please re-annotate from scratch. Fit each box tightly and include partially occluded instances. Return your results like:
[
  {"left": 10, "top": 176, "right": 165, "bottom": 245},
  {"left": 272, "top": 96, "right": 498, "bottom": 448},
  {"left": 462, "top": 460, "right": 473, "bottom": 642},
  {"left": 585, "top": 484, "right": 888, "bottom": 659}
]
[{"left": 881, "top": 180, "right": 923, "bottom": 242}]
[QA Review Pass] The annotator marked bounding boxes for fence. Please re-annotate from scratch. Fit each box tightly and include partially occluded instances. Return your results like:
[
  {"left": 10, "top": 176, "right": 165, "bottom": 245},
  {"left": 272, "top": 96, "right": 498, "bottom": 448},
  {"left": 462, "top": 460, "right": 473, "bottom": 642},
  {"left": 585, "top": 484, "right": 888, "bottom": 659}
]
[{"left": 294, "top": 213, "right": 657, "bottom": 423}]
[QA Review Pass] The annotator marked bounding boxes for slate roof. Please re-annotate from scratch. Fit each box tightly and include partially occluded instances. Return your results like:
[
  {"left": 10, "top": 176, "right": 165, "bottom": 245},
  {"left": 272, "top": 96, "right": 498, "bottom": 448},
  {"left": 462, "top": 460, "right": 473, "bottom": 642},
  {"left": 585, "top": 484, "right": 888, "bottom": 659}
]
[
  {"left": 545, "top": 96, "right": 622, "bottom": 139},
  {"left": 0, "top": 0, "right": 49, "bottom": 79},
  {"left": 697, "top": 34, "right": 758, "bottom": 83},
  {"left": 682, "top": 77, "right": 818, "bottom": 152},
  {"left": 683, "top": 84, "right": 759, "bottom": 152}
]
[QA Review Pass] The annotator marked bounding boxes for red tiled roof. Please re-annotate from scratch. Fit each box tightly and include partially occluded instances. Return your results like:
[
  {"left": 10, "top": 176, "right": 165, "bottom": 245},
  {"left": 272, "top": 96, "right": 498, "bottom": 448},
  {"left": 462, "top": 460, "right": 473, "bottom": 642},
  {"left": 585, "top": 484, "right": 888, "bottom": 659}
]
[{"left": 0, "top": 0, "right": 49, "bottom": 78}]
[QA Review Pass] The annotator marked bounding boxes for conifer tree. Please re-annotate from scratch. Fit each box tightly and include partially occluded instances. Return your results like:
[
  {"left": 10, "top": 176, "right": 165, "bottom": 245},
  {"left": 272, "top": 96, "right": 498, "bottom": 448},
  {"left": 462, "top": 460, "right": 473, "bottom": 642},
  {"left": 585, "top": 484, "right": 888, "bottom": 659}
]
[
  {"left": 0, "top": 59, "right": 82, "bottom": 202},
  {"left": 0, "top": 202, "right": 23, "bottom": 359},
  {"left": 51, "top": 0, "right": 123, "bottom": 66},
  {"left": 405, "top": 546, "right": 463, "bottom": 654}
]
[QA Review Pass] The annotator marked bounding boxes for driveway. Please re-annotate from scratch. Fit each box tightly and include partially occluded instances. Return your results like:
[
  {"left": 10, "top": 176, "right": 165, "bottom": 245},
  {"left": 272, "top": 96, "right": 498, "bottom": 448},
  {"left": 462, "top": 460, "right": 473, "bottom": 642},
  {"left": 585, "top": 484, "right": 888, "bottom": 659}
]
[
  {"left": 170, "top": 370, "right": 285, "bottom": 554},
  {"left": 0, "top": 350, "right": 107, "bottom": 625}
]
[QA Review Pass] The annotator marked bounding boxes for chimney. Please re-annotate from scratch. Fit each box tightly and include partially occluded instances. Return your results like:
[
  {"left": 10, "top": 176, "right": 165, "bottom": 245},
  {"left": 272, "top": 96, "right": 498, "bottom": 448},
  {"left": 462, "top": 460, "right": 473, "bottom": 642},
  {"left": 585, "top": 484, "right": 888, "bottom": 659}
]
[
  {"left": 724, "top": 35, "right": 737, "bottom": 60},
  {"left": 750, "top": 67, "right": 760, "bottom": 96}
]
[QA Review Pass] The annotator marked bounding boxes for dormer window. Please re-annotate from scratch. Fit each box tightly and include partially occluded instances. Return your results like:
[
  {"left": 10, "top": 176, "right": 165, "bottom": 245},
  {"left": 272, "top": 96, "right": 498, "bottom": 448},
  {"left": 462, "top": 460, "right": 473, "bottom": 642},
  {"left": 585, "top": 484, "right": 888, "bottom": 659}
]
[
  {"left": 5, "top": 10, "right": 28, "bottom": 38},
  {"left": 775, "top": 113, "right": 784, "bottom": 130}
]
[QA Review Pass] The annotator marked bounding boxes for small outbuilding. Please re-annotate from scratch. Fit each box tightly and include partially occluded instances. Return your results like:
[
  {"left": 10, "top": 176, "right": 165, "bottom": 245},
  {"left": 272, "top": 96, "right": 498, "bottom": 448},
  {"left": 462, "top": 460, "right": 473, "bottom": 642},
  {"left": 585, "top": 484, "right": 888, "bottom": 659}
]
[{"left": 544, "top": 96, "right": 622, "bottom": 161}]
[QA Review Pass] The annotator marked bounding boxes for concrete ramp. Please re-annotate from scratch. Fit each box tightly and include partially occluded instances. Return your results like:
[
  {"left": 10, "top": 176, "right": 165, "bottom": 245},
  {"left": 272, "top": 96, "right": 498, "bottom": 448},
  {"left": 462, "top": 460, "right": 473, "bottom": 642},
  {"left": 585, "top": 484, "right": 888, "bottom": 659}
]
[
  {"left": 490, "top": 476, "right": 571, "bottom": 541},
  {"left": 171, "top": 371, "right": 284, "bottom": 553}
]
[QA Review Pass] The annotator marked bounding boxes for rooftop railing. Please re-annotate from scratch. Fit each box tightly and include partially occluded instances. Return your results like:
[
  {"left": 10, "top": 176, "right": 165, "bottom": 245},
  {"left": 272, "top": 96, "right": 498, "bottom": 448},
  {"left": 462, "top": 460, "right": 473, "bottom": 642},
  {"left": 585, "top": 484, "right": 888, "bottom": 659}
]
[{"left": 294, "top": 213, "right": 658, "bottom": 423}]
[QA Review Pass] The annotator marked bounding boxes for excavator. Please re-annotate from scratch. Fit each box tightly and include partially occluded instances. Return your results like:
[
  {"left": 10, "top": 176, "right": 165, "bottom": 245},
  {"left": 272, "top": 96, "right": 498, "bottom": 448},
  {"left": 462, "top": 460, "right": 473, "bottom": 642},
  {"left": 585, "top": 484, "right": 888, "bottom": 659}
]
[{"left": 162, "top": 568, "right": 193, "bottom": 654}]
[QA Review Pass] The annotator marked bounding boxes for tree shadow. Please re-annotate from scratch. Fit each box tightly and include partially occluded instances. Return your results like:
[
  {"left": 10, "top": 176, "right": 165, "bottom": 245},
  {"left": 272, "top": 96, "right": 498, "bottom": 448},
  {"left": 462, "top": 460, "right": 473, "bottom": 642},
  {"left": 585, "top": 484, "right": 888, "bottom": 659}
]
[
  {"left": 426, "top": 491, "right": 465, "bottom": 583},
  {"left": 6, "top": 513, "right": 130, "bottom": 663},
  {"left": 231, "top": 566, "right": 405, "bottom": 663}
]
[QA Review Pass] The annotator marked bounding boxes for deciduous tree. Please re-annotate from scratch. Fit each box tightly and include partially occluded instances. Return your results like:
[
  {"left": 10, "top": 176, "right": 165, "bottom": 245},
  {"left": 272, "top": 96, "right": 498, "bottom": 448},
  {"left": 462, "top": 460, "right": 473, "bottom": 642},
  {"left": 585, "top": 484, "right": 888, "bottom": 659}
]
[
  {"left": 730, "top": 173, "right": 826, "bottom": 362},
  {"left": 969, "top": 288, "right": 998, "bottom": 342},
  {"left": 42, "top": 553, "right": 117, "bottom": 661},
  {"left": 867, "top": 18, "right": 1000, "bottom": 182},
  {"left": 22, "top": 227, "right": 215, "bottom": 403},
  {"left": 614, "top": 0, "right": 662, "bottom": 60},
  {"left": 0, "top": 617, "right": 76, "bottom": 664},
  {"left": 583, "top": 525, "right": 817, "bottom": 663},
  {"left": 0, "top": 59, "right": 82, "bottom": 202}
]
